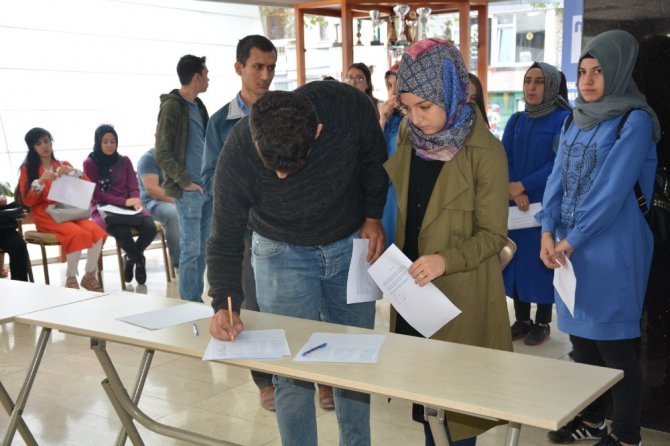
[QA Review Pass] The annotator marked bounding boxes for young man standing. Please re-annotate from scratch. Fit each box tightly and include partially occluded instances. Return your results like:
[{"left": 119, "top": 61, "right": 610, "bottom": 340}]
[
  {"left": 207, "top": 83, "right": 388, "bottom": 446},
  {"left": 155, "top": 54, "right": 209, "bottom": 302},
  {"left": 201, "top": 34, "right": 281, "bottom": 412}
]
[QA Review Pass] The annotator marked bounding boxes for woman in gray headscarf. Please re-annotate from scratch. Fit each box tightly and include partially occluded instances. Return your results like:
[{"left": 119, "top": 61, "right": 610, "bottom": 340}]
[
  {"left": 385, "top": 38, "right": 512, "bottom": 446},
  {"left": 503, "top": 62, "right": 571, "bottom": 347},
  {"left": 538, "top": 30, "right": 659, "bottom": 446}
]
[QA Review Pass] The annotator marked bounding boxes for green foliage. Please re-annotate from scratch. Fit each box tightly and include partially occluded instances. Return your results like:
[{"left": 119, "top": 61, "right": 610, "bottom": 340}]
[{"left": 0, "top": 181, "right": 13, "bottom": 197}]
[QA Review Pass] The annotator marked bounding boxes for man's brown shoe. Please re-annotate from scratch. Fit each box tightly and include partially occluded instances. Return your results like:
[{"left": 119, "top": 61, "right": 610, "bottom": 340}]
[
  {"left": 259, "top": 385, "right": 275, "bottom": 411},
  {"left": 318, "top": 384, "right": 334, "bottom": 410}
]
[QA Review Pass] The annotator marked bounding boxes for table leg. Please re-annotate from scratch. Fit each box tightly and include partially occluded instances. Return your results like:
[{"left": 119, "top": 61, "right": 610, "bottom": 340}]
[
  {"left": 425, "top": 407, "right": 449, "bottom": 446},
  {"left": 505, "top": 422, "right": 521, "bottom": 446},
  {"left": 115, "top": 348, "right": 154, "bottom": 446},
  {"left": 0, "top": 382, "right": 38, "bottom": 445},
  {"left": 2, "top": 328, "right": 51, "bottom": 446},
  {"left": 101, "top": 378, "right": 144, "bottom": 445},
  {"left": 90, "top": 338, "right": 236, "bottom": 446}
]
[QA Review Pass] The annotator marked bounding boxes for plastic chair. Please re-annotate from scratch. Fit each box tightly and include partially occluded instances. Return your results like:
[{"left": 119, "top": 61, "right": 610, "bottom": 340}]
[{"left": 114, "top": 221, "right": 174, "bottom": 289}]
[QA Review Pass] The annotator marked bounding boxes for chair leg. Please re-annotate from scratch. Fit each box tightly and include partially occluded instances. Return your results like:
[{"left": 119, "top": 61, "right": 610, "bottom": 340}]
[
  {"left": 158, "top": 230, "right": 171, "bottom": 283},
  {"left": 97, "top": 252, "right": 104, "bottom": 291},
  {"left": 27, "top": 253, "right": 34, "bottom": 283},
  {"left": 116, "top": 245, "right": 125, "bottom": 290},
  {"left": 40, "top": 243, "right": 49, "bottom": 285}
]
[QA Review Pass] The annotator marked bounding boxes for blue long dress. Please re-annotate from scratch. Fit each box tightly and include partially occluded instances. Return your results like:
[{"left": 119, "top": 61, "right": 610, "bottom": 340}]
[
  {"left": 381, "top": 111, "right": 404, "bottom": 247},
  {"left": 502, "top": 109, "right": 570, "bottom": 304}
]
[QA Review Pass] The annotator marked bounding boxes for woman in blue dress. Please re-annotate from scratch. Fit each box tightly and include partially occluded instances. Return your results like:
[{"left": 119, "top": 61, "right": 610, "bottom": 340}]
[{"left": 503, "top": 62, "right": 571, "bottom": 345}]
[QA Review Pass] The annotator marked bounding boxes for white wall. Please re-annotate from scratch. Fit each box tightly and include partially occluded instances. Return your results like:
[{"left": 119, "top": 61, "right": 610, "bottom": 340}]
[{"left": 0, "top": 0, "right": 264, "bottom": 188}]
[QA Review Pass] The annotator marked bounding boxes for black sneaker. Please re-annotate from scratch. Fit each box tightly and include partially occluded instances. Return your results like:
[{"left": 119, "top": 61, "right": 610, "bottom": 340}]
[
  {"left": 548, "top": 416, "right": 607, "bottom": 443},
  {"left": 511, "top": 320, "right": 533, "bottom": 340},
  {"left": 123, "top": 256, "right": 134, "bottom": 283},
  {"left": 135, "top": 256, "right": 146, "bottom": 285},
  {"left": 525, "top": 323, "right": 551, "bottom": 346},
  {"left": 594, "top": 432, "right": 641, "bottom": 446}
]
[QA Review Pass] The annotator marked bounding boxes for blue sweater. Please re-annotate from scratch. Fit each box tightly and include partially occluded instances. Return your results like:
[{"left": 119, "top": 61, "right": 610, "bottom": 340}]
[
  {"left": 538, "top": 110, "right": 657, "bottom": 340},
  {"left": 503, "top": 109, "right": 570, "bottom": 304}
]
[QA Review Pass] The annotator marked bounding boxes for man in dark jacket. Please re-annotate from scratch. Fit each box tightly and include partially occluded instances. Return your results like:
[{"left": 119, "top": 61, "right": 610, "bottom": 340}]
[{"left": 155, "top": 54, "right": 209, "bottom": 302}]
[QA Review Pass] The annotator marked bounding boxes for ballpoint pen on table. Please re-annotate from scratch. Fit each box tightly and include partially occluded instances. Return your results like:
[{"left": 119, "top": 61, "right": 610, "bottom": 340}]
[
  {"left": 192, "top": 323, "right": 199, "bottom": 337},
  {"left": 301, "top": 342, "right": 328, "bottom": 357}
]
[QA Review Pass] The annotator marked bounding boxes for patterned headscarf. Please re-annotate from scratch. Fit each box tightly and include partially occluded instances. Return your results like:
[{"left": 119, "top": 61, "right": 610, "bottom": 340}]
[
  {"left": 574, "top": 30, "right": 660, "bottom": 142},
  {"left": 396, "top": 38, "right": 474, "bottom": 161},
  {"left": 524, "top": 62, "right": 571, "bottom": 118}
]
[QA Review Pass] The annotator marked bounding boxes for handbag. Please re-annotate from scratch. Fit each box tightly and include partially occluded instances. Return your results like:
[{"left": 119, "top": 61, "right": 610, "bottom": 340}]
[
  {"left": 499, "top": 237, "right": 517, "bottom": 270},
  {"left": 46, "top": 203, "right": 91, "bottom": 223},
  {"left": 0, "top": 202, "right": 26, "bottom": 224},
  {"left": 637, "top": 166, "right": 670, "bottom": 247}
]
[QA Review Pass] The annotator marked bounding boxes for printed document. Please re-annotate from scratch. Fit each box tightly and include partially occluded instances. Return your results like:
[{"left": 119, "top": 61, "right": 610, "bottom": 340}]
[
  {"left": 368, "top": 244, "right": 461, "bottom": 338},
  {"left": 508, "top": 202, "right": 542, "bottom": 230},
  {"left": 294, "top": 333, "right": 385, "bottom": 363},
  {"left": 118, "top": 302, "right": 212, "bottom": 329},
  {"left": 47, "top": 175, "right": 95, "bottom": 210},
  {"left": 98, "top": 204, "right": 142, "bottom": 215},
  {"left": 347, "top": 238, "right": 383, "bottom": 303},
  {"left": 553, "top": 256, "right": 576, "bottom": 317},
  {"left": 203, "top": 329, "right": 291, "bottom": 360}
]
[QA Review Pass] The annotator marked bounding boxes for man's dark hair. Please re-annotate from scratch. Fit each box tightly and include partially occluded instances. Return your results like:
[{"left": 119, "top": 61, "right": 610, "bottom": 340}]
[
  {"left": 250, "top": 91, "right": 318, "bottom": 175},
  {"left": 236, "top": 35, "right": 276, "bottom": 66},
  {"left": 177, "top": 54, "right": 206, "bottom": 85}
]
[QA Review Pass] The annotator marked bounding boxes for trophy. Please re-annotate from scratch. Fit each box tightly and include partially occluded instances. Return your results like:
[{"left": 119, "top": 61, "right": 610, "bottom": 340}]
[
  {"left": 369, "top": 10, "right": 382, "bottom": 45},
  {"left": 387, "top": 17, "right": 398, "bottom": 46},
  {"left": 416, "top": 7, "right": 432, "bottom": 41},
  {"left": 406, "top": 11, "right": 417, "bottom": 44},
  {"left": 356, "top": 19, "right": 363, "bottom": 46},
  {"left": 393, "top": 4, "right": 410, "bottom": 46}
]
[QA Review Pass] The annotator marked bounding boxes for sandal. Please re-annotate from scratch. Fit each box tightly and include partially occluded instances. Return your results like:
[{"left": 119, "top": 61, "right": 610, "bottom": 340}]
[
  {"left": 80, "top": 273, "right": 103, "bottom": 292},
  {"left": 65, "top": 276, "right": 80, "bottom": 289}
]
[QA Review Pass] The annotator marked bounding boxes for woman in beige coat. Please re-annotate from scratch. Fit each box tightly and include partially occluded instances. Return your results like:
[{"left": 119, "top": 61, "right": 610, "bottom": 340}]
[{"left": 385, "top": 38, "right": 513, "bottom": 445}]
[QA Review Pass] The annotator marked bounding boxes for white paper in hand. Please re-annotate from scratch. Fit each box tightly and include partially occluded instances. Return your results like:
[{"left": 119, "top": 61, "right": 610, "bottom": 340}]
[
  {"left": 367, "top": 244, "right": 461, "bottom": 338},
  {"left": 347, "top": 239, "right": 383, "bottom": 303},
  {"left": 553, "top": 256, "right": 576, "bottom": 317},
  {"left": 47, "top": 175, "right": 95, "bottom": 210}
]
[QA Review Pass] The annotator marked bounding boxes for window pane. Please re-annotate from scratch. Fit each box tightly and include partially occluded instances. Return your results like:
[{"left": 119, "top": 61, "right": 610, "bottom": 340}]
[{"left": 498, "top": 27, "right": 514, "bottom": 62}]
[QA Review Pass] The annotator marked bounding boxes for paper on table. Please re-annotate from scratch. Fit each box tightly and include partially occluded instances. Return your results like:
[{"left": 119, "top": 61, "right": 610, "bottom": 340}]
[
  {"left": 47, "top": 175, "right": 95, "bottom": 210},
  {"left": 553, "top": 255, "right": 576, "bottom": 317},
  {"left": 117, "top": 302, "right": 213, "bottom": 329},
  {"left": 347, "top": 238, "right": 383, "bottom": 304},
  {"left": 368, "top": 244, "right": 461, "bottom": 338},
  {"left": 98, "top": 204, "right": 142, "bottom": 215},
  {"left": 202, "top": 329, "right": 291, "bottom": 360},
  {"left": 508, "top": 202, "right": 542, "bottom": 230},
  {"left": 294, "top": 333, "right": 385, "bottom": 363}
]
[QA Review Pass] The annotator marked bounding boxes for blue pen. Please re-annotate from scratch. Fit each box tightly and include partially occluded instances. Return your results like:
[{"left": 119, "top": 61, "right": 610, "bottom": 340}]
[
  {"left": 301, "top": 342, "right": 327, "bottom": 357},
  {"left": 192, "top": 323, "right": 199, "bottom": 337}
]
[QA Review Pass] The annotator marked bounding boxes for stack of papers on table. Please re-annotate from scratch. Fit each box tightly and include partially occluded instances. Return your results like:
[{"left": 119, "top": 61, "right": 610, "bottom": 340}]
[
  {"left": 203, "top": 329, "right": 291, "bottom": 360},
  {"left": 117, "top": 302, "right": 213, "bottom": 329},
  {"left": 294, "top": 333, "right": 385, "bottom": 363}
]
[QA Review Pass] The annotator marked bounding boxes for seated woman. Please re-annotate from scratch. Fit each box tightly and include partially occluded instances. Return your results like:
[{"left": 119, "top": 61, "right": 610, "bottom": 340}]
[
  {"left": 19, "top": 128, "right": 105, "bottom": 290},
  {"left": 84, "top": 124, "right": 156, "bottom": 285},
  {"left": 0, "top": 188, "right": 29, "bottom": 281}
]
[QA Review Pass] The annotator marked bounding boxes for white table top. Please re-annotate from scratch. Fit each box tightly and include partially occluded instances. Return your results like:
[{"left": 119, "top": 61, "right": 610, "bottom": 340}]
[
  {"left": 0, "top": 279, "right": 106, "bottom": 323},
  {"left": 14, "top": 292, "right": 622, "bottom": 431}
]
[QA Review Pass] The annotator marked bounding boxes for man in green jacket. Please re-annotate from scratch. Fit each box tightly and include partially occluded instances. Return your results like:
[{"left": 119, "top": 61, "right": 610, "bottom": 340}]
[{"left": 155, "top": 54, "right": 210, "bottom": 302}]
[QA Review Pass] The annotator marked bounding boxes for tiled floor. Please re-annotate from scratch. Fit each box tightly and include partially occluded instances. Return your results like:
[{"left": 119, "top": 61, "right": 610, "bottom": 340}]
[{"left": 2, "top": 246, "right": 670, "bottom": 445}]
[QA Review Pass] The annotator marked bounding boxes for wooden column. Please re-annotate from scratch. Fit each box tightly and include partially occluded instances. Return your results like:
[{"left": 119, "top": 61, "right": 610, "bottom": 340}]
[
  {"left": 458, "top": 2, "right": 471, "bottom": 69},
  {"left": 475, "top": 4, "right": 488, "bottom": 96},
  {"left": 295, "top": 7, "right": 306, "bottom": 85},
  {"left": 340, "top": 0, "right": 353, "bottom": 79}
]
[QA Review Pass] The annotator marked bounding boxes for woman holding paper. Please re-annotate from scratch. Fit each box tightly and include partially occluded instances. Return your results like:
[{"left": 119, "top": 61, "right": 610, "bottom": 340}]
[
  {"left": 84, "top": 124, "right": 156, "bottom": 286},
  {"left": 502, "top": 62, "right": 571, "bottom": 346},
  {"left": 19, "top": 127, "right": 106, "bottom": 290},
  {"left": 385, "top": 38, "right": 512, "bottom": 445},
  {"left": 538, "top": 31, "right": 659, "bottom": 446}
]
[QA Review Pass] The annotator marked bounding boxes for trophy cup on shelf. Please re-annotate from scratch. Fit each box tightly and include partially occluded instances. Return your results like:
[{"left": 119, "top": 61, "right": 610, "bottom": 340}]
[
  {"left": 369, "top": 10, "right": 382, "bottom": 46},
  {"left": 405, "top": 10, "right": 417, "bottom": 44},
  {"left": 387, "top": 16, "right": 398, "bottom": 46},
  {"left": 356, "top": 19, "right": 363, "bottom": 46},
  {"left": 416, "top": 7, "right": 432, "bottom": 41},
  {"left": 393, "top": 4, "right": 410, "bottom": 46}
]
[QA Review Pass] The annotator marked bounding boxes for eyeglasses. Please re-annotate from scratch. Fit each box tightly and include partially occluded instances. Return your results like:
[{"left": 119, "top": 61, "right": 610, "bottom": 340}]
[{"left": 345, "top": 75, "right": 366, "bottom": 83}]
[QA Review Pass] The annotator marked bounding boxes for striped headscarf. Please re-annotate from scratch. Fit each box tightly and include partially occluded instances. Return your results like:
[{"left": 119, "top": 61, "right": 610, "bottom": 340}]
[
  {"left": 524, "top": 62, "right": 571, "bottom": 118},
  {"left": 396, "top": 38, "right": 474, "bottom": 161}
]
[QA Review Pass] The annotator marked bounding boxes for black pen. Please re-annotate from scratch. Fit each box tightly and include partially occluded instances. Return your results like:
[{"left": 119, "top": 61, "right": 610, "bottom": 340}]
[{"left": 301, "top": 342, "right": 327, "bottom": 357}]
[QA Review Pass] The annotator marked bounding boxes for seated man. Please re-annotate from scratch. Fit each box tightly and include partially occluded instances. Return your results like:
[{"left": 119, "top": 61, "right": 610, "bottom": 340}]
[{"left": 137, "top": 148, "right": 180, "bottom": 270}]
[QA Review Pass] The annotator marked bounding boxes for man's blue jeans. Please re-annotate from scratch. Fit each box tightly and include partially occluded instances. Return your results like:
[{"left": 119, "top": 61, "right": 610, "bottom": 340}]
[
  {"left": 251, "top": 231, "right": 375, "bottom": 446},
  {"left": 174, "top": 191, "right": 212, "bottom": 302},
  {"left": 148, "top": 200, "right": 180, "bottom": 268}
]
